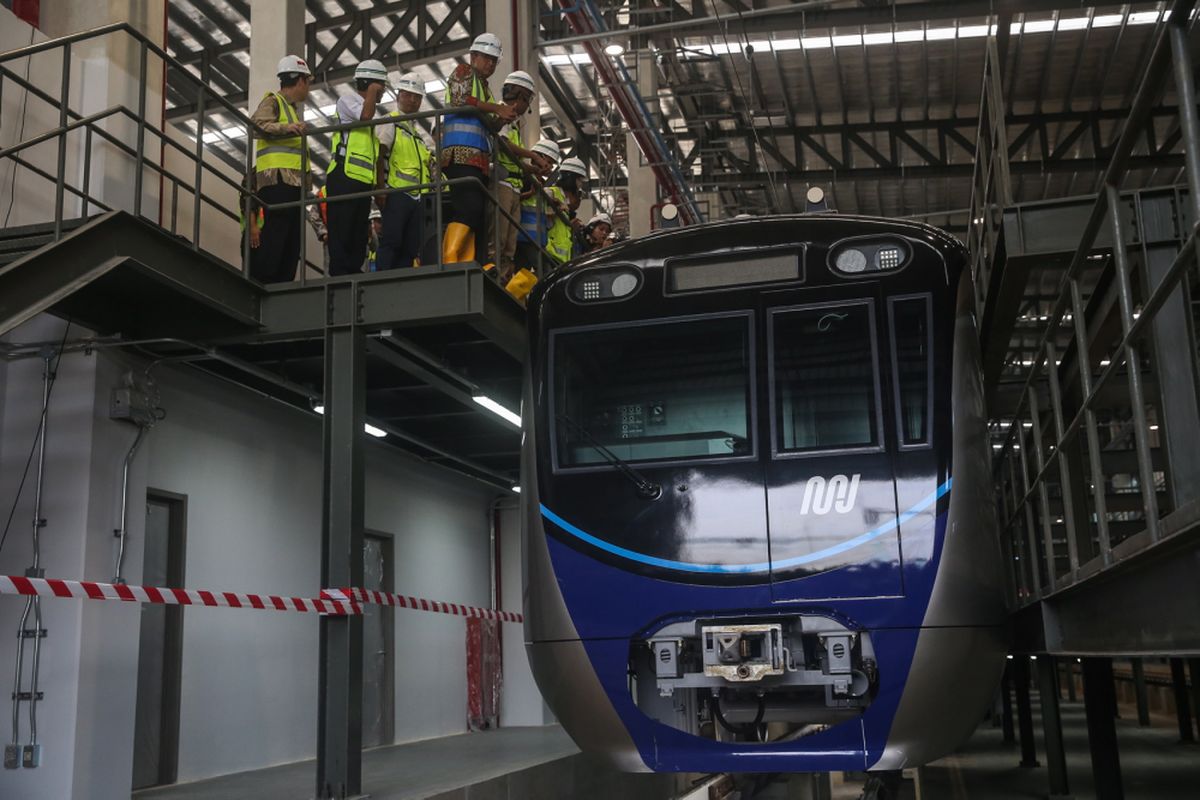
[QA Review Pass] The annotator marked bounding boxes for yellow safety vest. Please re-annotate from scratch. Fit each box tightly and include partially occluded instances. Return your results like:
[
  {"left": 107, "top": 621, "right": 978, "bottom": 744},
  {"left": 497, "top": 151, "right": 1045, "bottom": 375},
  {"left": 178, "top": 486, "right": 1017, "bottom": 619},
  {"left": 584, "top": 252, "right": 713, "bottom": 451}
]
[
  {"left": 255, "top": 92, "right": 305, "bottom": 172},
  {"left": 546, "top": 186, "right": 572, "bottom": 264},
  {"left": 386, "top": 114, "right": 432, "bottom": 194},
  {"left": 331, "top": 100, "right": 380, "bottom": 184},
  {"left": 496, "top": 126, "right": 524, "bottom": 189}
]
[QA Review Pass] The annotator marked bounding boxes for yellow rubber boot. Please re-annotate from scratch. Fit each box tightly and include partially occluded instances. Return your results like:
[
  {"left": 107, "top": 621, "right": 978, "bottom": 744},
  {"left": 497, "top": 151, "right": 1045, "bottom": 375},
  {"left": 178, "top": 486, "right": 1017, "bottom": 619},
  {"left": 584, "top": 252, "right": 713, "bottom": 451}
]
[
  {"left": 463, "top": 231, "right": 476, "bottom": 263},
  {"left": 442, "top": 222, "right": 471, "bottom": 264}
]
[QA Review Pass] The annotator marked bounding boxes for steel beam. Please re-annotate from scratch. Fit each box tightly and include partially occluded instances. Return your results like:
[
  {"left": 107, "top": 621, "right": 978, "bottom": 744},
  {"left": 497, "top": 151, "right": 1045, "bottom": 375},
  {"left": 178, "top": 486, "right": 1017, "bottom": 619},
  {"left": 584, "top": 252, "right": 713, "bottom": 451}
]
[{"left": 316, "top": 283, "right": 366, "bottom": 798}]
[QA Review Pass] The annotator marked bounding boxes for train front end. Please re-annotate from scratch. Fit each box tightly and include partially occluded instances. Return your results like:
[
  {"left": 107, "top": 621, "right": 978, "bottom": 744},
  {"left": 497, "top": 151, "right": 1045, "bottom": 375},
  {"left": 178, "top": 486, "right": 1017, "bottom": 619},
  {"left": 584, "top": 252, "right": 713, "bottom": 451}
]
[{"left": 521, "top": 216, "right": 1009, "bottom": 773}]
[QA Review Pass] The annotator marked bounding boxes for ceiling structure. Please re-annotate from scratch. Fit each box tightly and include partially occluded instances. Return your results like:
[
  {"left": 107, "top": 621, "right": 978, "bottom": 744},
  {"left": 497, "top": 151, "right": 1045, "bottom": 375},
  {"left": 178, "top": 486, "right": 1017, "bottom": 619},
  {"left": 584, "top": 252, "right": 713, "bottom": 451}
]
[{"left": 163, "top": 0, "right": 1189, "bottom": 229}]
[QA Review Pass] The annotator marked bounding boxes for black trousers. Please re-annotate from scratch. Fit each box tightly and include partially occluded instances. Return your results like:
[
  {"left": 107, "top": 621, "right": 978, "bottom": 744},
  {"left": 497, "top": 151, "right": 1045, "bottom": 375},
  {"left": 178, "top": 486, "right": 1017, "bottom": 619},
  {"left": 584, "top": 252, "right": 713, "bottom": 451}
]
[
  {"left": 377, "top": 191, "right": 424, "bottom": 270},
  {"left": 444, "top": 163, "right": 487, "bottom": 241},
  {"left": 249, "top": 181, "right": 302, "bottom": 284},
  {"left": 325, "top": 162, "right": 373, "bottom": 276}
]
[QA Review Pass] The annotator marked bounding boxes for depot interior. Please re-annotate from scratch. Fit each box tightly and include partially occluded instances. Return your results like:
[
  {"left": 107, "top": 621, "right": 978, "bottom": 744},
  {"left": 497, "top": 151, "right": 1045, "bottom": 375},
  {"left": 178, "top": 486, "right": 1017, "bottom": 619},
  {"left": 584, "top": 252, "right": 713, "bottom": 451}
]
[{"left": 2, "top": 1, "right": 1200, "bottom": 799}]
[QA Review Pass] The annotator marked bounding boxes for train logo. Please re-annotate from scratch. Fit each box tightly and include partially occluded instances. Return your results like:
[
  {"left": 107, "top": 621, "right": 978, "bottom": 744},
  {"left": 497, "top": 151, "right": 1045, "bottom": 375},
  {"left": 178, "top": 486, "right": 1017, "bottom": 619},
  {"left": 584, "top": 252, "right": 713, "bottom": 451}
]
[{"left": 799, "top": 473, "right": 861, "bottom": 515}]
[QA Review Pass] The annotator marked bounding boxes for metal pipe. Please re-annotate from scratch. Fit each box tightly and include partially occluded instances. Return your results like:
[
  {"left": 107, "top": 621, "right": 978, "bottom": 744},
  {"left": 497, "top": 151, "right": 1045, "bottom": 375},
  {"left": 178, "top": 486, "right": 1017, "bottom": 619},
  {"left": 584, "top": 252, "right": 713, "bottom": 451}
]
[
  {"left": 112, "top": 426, "right": 147, "bottom": 583},
  {"left": 30, "top": 353, "right": 52, "bottom": 572},
  {"left": 53, "top": 43, "right": 70, "bottom": 239}
]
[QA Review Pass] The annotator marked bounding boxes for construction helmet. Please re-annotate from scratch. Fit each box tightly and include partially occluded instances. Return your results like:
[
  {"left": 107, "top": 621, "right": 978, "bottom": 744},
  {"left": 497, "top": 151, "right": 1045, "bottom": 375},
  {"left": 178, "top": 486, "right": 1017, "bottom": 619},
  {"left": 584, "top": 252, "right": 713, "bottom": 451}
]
[
  {"left": 276, "top": 54, "right": 311, "bottom": 77},
  {"left": 355, "top": 59, "right": 391, "bottom": 86},
  {"left": 470, "top": 32, "right": 503, "bottom": 58},
  {"left": 396, "top": 72, "right": 425, "bottom": 96},
  {"left": 587, "top": 212, "right": 613, "bottom": 227},
  {"left": 369, "top": 207, "right": 382, "bottom": 220},
  {"left": 559, "top": 157, "right": 588, "bottom": 177},
  {"left": 503, "top": 70, "right": 536, "bottom": 94},
  {"left": 531, "top": 139, "right": 561, "bottom": 162}
]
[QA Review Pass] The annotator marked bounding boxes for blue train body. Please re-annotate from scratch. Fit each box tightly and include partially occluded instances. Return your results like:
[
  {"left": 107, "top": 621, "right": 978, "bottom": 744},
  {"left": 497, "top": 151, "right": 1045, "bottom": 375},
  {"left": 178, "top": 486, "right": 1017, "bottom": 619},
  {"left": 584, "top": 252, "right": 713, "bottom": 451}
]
[{"left": 521, "top": 215, "right": 1010, "bottom": 773}]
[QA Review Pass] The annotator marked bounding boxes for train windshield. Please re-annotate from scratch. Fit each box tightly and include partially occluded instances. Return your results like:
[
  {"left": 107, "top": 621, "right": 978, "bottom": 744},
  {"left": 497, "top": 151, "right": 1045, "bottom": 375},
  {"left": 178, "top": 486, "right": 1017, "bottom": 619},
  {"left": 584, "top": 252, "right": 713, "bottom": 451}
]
[{"left": 552, "top": 315, "right": 753, "bottom": 468}]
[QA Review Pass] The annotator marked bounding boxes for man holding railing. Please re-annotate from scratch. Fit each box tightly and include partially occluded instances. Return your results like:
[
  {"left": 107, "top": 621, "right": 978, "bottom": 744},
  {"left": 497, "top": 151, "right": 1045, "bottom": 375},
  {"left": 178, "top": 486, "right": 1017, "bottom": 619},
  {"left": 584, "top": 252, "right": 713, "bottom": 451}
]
[
  {"left": 248, "top": 55, "right": 326, "bottom": 284},
  {"left": 376, "top": 72, "right": 433, "bottom": 270},
  {"left": 326, "top": 59, "right": 390, "bottom": 276},
  {"left": 439, "top": 33, "right": 518, "bottom": 265}
]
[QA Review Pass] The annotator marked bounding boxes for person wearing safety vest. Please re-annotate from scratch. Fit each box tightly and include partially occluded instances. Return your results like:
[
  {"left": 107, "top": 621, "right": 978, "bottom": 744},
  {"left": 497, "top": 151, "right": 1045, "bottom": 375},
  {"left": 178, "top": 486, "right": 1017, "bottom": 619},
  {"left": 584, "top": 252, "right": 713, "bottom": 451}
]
[
  {"left": 376, "top": 72, "right": 433, "bottom": 270},
  {"left": 326, "top": 59, "right": 389, "bottom": 275},
  {"left": 545, "top": 156, "right": 588, "bottom": 266},
  {"left": 440, "top": 33, "right": 519, "bottom": 264},
  {"left": 488, "top": 70, "right": 552, "bottom": 281},
  {"left": 507, "top": 139, "right": 560, "bottom": 299},
  {"left": 248, "top": 55, "right": 325, "bottom": 283}
]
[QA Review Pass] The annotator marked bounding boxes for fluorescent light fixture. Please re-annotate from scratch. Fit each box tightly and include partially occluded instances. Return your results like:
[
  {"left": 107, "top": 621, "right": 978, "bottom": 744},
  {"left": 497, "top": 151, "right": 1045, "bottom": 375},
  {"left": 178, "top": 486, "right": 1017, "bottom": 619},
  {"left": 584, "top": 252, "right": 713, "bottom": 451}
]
[
  {"left": 313, "top": 405, "right": 388, "bottom": 439},
  {"left": 473, "top": 395, "right": 522, "bottom": 428},
  {"left": 511, "top": 486, "right": 522, "bottom": 494},
  {"left": 604, "top": 43, "right": 625, "bottom": 56}
]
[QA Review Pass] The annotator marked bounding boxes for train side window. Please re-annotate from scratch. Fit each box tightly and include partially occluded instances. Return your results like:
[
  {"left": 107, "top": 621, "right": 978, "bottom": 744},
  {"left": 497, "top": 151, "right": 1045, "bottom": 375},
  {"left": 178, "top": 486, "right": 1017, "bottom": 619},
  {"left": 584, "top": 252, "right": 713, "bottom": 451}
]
[
  {"left": 771, "top": 301, "right": 881, "bottom": 454},
  {"left": 888, "top": 295, "right": 932, "bottom": 447},
  {"left": 551, "top": 314, "right": 754, "bottom": 469}
]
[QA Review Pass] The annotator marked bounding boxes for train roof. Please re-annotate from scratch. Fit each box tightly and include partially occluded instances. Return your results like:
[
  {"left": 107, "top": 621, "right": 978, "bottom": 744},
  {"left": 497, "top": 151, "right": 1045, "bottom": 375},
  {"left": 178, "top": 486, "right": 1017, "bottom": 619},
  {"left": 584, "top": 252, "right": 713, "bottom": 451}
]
[{"left": 558, "top": 213, "right": 967, "bottom": 276}]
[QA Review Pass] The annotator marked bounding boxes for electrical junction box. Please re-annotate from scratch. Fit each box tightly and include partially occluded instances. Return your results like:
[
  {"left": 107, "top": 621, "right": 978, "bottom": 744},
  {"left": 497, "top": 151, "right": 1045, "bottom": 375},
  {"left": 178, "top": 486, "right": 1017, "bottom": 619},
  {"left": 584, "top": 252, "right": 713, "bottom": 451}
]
[{"left": 110, "top": 371, "right": 158, "bottom": 426}]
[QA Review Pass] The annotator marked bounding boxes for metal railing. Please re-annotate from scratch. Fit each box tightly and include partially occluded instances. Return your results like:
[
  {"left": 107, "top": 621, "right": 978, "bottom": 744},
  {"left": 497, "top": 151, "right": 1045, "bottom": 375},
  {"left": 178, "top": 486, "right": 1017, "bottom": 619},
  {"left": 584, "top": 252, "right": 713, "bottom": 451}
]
[
  {"left": 0, "top": 22, "right": 574, "bottom": 289},
  {"left": 975, "top": 0, "right": 1200, "bottom": 605}
]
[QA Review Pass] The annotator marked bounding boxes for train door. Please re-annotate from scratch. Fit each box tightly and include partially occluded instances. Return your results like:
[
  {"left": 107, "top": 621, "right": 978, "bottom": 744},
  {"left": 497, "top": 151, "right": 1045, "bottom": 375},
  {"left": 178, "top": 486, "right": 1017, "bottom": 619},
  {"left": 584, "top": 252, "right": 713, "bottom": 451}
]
[{"left": 762, "top": 287, "right": 903, "bottom": 601}]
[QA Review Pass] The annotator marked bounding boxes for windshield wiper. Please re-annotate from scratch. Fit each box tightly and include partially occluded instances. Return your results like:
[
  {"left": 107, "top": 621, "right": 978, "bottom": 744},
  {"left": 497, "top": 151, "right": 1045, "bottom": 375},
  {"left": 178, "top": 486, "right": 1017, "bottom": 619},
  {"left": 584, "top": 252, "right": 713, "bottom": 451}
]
[{"left": 559, "top": 414, "right": 663, "bottom": 500}]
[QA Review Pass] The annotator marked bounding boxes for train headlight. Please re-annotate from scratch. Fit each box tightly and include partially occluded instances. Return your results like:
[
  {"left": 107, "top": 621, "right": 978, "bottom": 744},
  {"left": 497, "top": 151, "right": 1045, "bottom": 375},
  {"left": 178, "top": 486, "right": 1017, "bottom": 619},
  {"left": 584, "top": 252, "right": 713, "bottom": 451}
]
[
  {"left": 569, "top": 267, "right": 643, "bottom": 303},
  {"left": 829, "top": 238, "right": 912, "bottom": 276},
  {"left": 835, "top": 248, "right": 868, "bottom": 273}
]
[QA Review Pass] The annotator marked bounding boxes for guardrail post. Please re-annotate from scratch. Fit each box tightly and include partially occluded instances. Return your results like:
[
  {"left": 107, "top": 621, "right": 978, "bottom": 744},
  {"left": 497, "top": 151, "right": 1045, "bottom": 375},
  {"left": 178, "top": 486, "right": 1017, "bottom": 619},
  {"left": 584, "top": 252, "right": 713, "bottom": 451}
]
[
  {"left": 192, "top": 85, "right": 205, "bottom": 251},
  {"left": 53, "top": 43, "right": 71, "bottom": 239},
  {"left": 1069, "top": 276, "right": 1113, "bottom": 565},
  {"left": 134, "top": 40, "right": 148, "bottom": 218},
  {"left": 317, "top": 281, "right": 365, "bottom": 799}
]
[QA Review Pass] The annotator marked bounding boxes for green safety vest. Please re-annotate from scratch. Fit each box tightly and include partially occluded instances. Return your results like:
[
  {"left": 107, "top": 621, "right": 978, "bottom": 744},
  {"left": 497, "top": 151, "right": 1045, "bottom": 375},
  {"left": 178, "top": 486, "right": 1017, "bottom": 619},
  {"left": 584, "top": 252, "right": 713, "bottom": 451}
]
[
  {"left": 546, "top": 186, "right": 573, "bottom": 263},
  {"left": 331, "top": 99, "right": 381, "bottom": 184},
  {"left": 386, "top": 114, "right": 431, "bottom": 194},
  {"left": 496, "top": 125, "right": 524, "bottom": 189},
  {"left": 255, "top": 92, "right": 306, "bottom": 172}
]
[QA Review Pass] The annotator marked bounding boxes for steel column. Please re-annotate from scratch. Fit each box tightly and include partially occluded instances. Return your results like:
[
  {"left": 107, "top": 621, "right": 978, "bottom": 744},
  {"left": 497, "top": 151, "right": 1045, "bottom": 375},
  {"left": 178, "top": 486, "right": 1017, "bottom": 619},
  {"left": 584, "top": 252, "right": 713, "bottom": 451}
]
[
  {"left": 1082, "top": 658, "right": 1123, "bottom": 800},
  {"left": 1190, "top": 658, "right": 1200, "bottom": 742},
  {"left": 316, "top": 284, "right": 365, "bottom": 799},
  {"left": 1130, "top": 659, "right": 1151, "bottom": 726},
  {"left": 1038, "top": 657, "right": 1071, "bottom": 799},
  {"left": 1014, "top": 656, "right": 1040, "bottom": 768},
  {"left": 1001, "top": 663, "right": 1017, "bottom": 744},
  {"left": 1170, "top": 658, "right": 1195, "bottom": 741}
]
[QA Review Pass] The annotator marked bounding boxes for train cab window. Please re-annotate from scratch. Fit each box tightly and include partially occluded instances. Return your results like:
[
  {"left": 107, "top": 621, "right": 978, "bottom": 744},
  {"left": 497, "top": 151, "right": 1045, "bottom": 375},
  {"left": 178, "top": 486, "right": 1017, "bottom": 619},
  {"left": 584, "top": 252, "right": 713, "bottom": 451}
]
[
  {"left": 552, "top": 315, "right": 753, "bottom": 468},
  {"left": 771, "top": 302, "right": 881, "bottom": 454},
  {"left": 889, "top": 295, "right": 932, "bottom": 447}
]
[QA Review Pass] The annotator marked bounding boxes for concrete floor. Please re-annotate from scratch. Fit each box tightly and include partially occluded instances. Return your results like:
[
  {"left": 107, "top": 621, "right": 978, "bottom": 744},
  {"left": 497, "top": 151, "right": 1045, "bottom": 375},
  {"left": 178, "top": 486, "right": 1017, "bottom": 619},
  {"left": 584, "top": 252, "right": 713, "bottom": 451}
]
[{"left": 135, "top": 693, "right": 1200, "bottom": 800}]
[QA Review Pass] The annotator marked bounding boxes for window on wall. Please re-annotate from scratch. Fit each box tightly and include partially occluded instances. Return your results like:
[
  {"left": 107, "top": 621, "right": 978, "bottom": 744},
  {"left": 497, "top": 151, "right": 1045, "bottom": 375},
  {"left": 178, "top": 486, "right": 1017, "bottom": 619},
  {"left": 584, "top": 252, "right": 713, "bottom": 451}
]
[
  {"left": 772, "top": 301, "right": 881, "bottom": 453},
  {"left": 553, "top": 314, "right": 754, "bottom": 467},
  {"left": 889, "top": 295, "right": 932, "bottom": 447}
]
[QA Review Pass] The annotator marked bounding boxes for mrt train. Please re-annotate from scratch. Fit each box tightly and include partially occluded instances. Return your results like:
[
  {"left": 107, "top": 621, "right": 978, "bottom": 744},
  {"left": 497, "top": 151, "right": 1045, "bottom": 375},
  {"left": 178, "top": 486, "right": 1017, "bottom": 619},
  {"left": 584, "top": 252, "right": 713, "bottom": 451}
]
[{"left": 520, "top": 214, "right": 1010, "bottom": 773}]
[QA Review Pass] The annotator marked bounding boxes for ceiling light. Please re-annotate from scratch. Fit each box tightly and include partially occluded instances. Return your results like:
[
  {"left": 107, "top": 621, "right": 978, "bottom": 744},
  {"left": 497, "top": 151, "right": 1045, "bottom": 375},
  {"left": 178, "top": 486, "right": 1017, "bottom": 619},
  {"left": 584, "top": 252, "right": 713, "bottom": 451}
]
[
  {"left": 312, "top": 405, "right": 388, "bottom": 439},
  {"left": 604, "top": 43, "right": 625, "bottom": 56},
  {"left": 473, "top": 395, "right": 522, "bottom": 428},
  {"left": 511, "top": 486, "right": 522, "bottom": 494}
]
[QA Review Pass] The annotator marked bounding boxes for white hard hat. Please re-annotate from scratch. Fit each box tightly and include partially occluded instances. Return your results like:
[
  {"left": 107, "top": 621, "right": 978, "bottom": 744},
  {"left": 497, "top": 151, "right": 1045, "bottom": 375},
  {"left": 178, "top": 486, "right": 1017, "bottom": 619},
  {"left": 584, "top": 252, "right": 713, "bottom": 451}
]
[
  {"left": 355, "top": 59, "right": 391, "bottom": 86},
  {"left": 369, "top": 208, "right": 382, "bottom": 220},
  {"left": 396, "top": 72, "right": 425, "bottom": 95},
  {"left": 531, "top": 139, "right": 561, "bottom": 162},
  {"left": 470, "top": 32, "right": 503, "bottom": 58},
  {"left": 503, "top": 70, "right": 535, "bottom": 94},
  {"left": 276, "top": 54, "right": 311, "bottom": 77},
  {"left": 588, "top": 213, "right": 612, "bottom": 227},
  {"left": 559, "top": 157, "right": 588, "bottom": 177}
]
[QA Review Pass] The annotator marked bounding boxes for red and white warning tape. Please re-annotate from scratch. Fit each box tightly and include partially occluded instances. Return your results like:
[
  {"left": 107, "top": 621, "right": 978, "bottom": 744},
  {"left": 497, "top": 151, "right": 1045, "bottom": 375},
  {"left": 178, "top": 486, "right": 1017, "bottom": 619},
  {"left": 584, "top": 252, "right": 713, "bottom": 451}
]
[
  {"left": 0, "top": 576, "right": 522, "bottom": 623},
  {"left": 322, "top": 588, "right": 522, "bottom": 623}
]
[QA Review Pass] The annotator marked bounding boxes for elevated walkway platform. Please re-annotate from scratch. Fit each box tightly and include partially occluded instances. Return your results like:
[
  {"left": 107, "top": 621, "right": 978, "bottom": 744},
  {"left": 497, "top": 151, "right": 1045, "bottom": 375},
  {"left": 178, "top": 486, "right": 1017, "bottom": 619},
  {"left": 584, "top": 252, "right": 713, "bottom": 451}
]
[
  {"left": 0, "top": 211, "right": 526, "bottom": 489},
  {"left": 133, "top": 727, "right": 687, "bottom": 800}
]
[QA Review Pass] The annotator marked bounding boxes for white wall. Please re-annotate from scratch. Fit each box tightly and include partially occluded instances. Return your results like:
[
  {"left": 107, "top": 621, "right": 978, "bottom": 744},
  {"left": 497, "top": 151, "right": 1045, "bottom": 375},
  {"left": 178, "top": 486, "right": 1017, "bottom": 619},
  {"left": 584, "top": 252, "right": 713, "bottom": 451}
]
[{"left": 0, "top": 335, "right": 548, "bottom": 798}]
